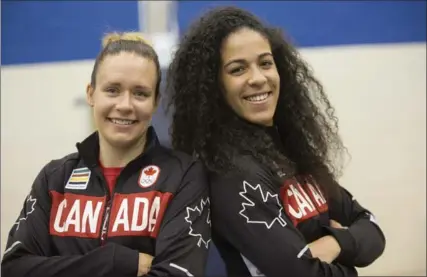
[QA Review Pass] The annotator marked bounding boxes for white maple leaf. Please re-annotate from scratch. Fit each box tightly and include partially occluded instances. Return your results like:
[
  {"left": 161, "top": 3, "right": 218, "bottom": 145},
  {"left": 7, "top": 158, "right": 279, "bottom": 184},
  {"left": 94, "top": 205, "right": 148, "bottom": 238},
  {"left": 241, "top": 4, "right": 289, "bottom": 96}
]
[
  {"left": 239, "top": 181, "right": 287, "bottom": 229},
  {"left": 184, "top": 197, "right": 211, "bottom": 249},
  {"left": 14, "top": 195, "right": 37, "bottom": 231}
]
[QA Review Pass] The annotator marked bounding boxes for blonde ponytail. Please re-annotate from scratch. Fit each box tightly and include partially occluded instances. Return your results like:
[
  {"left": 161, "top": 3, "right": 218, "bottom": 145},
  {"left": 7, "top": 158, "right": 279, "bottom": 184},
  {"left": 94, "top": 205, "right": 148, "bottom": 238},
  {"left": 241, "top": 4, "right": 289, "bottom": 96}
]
[{"left": 101, "top": 32, "right": 152, "bottom": 48}]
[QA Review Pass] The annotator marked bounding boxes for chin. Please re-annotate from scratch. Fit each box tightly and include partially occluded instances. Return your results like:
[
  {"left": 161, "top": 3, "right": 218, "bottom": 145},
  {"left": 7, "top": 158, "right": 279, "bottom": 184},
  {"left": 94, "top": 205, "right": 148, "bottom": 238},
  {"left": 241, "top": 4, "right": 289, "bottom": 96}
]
[
  {"left": 105, "top": 133, "right": 141, "bottom": 149},
  {"left": 247, "top": 114, "right": 275, "bottom": 127},
  {"left": 258, "top": 120, "right": 274, "bottom": 127}
]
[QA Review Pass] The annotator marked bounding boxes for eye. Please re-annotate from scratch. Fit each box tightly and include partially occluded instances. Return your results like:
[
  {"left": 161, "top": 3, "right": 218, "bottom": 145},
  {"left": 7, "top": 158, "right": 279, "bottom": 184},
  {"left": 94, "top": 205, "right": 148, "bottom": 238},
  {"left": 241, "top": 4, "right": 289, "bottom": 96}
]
[
  {"left": 134, "top": 91, "right": 149, "bottom": 97},
  {"left": 105, "top": 87, "right": 119, "bottom": 94},
  {"left": 229, "top": 66, "right": 245, "bottom": 75},
  {"left": 260, "top": 60, "right": 274, "bottom": 68}
]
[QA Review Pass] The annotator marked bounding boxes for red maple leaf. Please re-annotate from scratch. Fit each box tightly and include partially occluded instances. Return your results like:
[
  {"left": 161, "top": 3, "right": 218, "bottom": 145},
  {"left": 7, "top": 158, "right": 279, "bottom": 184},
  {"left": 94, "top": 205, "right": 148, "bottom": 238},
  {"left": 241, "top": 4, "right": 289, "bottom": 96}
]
[{"left": 144, "top": 167, "right": 157, "bottom": 176}]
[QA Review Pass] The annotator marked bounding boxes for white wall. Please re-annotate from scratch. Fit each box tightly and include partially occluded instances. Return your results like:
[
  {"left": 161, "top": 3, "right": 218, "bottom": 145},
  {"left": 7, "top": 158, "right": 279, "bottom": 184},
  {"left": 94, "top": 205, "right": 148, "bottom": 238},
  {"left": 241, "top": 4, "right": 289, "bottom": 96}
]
[
  {"left": 1, "top": 42, "right": 426, "bottom": 275},
  {"left": 300, "top": 42, "right": 427, "bottom": 276},
  {"left": 1, "top": 60, "right": 94, "bottom": 250}
]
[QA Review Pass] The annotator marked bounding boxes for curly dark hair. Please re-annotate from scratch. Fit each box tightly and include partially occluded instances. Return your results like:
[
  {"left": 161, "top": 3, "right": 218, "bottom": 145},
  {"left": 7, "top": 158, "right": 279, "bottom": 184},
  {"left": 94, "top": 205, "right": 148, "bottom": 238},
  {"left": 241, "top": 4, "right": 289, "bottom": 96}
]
[{"left": 166, "top": 6, "right": 347, "bottom": 198}]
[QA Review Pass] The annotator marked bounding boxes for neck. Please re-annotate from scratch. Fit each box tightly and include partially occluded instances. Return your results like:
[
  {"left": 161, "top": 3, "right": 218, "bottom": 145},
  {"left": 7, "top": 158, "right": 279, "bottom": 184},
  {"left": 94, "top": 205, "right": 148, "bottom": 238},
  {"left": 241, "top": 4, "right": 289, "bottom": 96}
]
[{"left": 98, "top": 136, "right": 146, "bottom": 168}]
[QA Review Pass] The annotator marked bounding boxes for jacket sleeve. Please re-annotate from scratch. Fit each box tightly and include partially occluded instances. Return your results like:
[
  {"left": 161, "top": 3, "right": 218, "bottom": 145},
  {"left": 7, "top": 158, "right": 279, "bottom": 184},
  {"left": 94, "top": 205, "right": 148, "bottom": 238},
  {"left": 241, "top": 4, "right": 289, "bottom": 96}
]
[
  {"left": 145, "top": 160, "right": 211, "bottom": 277},
  {"left": 1, "top": 163, "right": 139, "bottom": 277},
  {"left": 209, "top": 165, "right": 358, "bottom": 277},
  {"left": 325, "top": 186, "right": 386, "bottom": 267}
]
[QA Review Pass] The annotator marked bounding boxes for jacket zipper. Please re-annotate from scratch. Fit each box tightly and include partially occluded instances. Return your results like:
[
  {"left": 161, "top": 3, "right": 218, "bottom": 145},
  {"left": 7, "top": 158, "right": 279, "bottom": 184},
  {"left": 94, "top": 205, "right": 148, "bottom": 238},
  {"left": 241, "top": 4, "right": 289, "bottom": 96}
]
[
  {"left": 98, "top": 172, "right": 112, "bottom": 246},
  {"left": 100, "top": 201, "right": 112, "bottom": 245},
  {"left": 96, "top": 155, "right": 145, "bottom": 245},
  {"left": 98, "top": 169, "right": 128, "bottom": 245}
]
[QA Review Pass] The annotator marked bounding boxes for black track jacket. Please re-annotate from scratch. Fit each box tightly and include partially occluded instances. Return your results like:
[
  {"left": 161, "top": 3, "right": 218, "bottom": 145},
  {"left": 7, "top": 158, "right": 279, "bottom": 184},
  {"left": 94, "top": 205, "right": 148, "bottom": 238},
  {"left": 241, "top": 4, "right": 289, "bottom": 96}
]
[
  {"left": 2, "top": 127, "right": 211, "bottom": 277},
  {"left": 210, "top": 155, "right": 385, "bottom": 277}
]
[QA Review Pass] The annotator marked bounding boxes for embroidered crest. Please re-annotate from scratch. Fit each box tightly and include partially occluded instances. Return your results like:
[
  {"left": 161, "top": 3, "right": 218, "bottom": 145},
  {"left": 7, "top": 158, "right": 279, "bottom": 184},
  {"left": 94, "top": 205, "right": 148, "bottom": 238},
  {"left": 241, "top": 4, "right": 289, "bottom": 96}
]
[
  {"left": 139, "top": 165, "right": 160, "bottom": 188},
  {"left": 65, "top": 167, "right": 91, "bottom": 190}
]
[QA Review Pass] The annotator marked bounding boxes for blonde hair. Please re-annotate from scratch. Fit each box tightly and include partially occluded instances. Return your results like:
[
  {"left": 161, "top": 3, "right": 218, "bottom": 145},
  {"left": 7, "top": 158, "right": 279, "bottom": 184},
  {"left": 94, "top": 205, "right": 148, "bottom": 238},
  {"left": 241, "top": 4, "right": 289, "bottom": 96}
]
[
  {"left": 90, "top": 30, "right": 161, "bottom": 100},
  {"left": 101, "top": 32, "right": 152, "bottom": 49}
]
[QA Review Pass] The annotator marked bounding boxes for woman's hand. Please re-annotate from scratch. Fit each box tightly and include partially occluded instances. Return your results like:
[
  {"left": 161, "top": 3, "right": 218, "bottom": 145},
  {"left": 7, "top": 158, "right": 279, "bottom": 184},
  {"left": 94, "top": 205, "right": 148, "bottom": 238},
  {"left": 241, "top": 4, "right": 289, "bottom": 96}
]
[
  {"left": 137, "top": 253, "right": 153, "bottom": 276},
  {"left": 308, "top": 219, "right": 347, "bottom": 264},
  {"left": 308, "top": 235, "right": 341, "bottom": 264}
]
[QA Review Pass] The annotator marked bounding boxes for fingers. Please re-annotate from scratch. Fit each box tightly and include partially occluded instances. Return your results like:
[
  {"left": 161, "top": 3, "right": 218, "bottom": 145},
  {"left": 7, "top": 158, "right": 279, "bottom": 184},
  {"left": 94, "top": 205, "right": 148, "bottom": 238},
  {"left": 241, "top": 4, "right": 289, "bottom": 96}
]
[{"left": 138, "top": 253, "right": 154, "bottom": 276}]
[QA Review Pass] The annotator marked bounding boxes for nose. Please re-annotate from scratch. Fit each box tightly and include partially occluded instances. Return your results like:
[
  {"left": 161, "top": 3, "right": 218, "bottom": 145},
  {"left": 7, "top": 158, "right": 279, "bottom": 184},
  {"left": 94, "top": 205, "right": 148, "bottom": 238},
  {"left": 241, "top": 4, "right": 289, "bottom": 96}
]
[
  {"left": 248, "top": 66, "right": 267, "bottom": 87},
  {"left": 116, "top": 91, "right": 133, "bottom": 113}
]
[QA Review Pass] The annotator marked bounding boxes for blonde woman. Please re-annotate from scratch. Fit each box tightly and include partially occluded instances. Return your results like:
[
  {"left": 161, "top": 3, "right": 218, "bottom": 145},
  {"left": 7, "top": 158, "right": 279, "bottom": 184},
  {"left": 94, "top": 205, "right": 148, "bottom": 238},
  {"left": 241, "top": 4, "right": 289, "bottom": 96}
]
[{"left": 2, "top": 32, "right": 211, "bottom": 277}]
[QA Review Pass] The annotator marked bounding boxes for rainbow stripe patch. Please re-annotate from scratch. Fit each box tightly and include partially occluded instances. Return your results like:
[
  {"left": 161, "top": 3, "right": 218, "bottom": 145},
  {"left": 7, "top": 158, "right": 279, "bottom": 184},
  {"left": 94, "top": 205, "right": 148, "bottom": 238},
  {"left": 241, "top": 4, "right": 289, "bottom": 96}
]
[{"left": 65, "top": 167, "right": 91, "bottom": 190}]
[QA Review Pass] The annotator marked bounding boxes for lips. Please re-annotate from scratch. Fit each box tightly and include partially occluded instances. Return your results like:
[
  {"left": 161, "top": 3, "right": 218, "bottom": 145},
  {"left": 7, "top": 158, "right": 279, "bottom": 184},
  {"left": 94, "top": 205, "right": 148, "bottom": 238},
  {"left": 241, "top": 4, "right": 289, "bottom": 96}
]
[
  {"left": 108, "top": 118, "right": 138, "bottom": 125},
  {"left": 243, "top": 91, "right": 272, "bottom": 102}
]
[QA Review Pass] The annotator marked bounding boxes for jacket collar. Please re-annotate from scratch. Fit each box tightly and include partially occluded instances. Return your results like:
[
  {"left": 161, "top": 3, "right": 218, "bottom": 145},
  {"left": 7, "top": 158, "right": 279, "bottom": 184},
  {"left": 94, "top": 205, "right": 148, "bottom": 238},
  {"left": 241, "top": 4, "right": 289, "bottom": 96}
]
[{"left": 75, "top": 126, "right": 160, "bottom": 169}]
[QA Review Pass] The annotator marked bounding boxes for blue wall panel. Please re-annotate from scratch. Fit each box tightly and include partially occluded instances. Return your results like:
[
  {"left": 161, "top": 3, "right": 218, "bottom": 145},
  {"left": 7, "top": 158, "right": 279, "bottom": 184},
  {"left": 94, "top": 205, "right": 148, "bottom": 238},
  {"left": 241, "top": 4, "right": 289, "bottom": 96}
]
[
  {"left": 1, "top": 1, "right": 140, "bottom": 65},
  {"left": 2, "top": 1, "right": 426, "bottom": 65},
  {"left": 177, "top": 1, "right": 426, "bottom": 47}
]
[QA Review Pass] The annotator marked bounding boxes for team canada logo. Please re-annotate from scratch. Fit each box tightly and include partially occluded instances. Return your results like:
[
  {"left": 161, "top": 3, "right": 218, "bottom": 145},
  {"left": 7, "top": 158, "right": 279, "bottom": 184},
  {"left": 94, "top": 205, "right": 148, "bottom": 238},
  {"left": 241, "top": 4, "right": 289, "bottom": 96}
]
[
  {"left": 139, "top": 165, "right": 160, "bottom": 188},
  {"left": 185, "top": 197, "right": 211, "bottom": 249},
  {"left": 239, "top": 181, "right": 287, "bottom": 229}
]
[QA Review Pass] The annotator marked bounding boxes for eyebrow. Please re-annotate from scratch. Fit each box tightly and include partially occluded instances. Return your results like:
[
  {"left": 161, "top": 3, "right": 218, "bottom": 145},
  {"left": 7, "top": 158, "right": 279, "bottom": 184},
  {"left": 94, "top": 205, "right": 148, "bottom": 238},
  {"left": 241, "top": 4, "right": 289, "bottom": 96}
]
[
  {"left": 224, "top": 52, "right": 273, "bottom": 68},
  {"left": 103, "top": 82, "right": 152, "bottom": 91},
  {"left": 134, "top": 85, "right": 152, "bottom": 91},
  {"left": 104, "top": 82, "right": 121, "bottom": 87}
]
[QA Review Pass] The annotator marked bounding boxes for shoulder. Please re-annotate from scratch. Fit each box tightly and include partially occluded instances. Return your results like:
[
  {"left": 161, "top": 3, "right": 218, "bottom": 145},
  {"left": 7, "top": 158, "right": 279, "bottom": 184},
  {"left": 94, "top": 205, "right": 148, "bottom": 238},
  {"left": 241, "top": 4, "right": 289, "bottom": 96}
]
[
  {"left": 42, "top": 152, "right": 80, "bottom": 176},
  {"left": 209, "top": 154, "right": 275, "bottom": 190},
  {"left": 154, "top": 145, "right": 207, "bottom": 182},
  {"left": 30, "top": 152, "right": 82, "bottom": 192},
  {"left": 154, "top": 145, "right": 197, "bottom": 170},
  {"left": 42, "top": 152, "right": 85, "bottom": 187}
]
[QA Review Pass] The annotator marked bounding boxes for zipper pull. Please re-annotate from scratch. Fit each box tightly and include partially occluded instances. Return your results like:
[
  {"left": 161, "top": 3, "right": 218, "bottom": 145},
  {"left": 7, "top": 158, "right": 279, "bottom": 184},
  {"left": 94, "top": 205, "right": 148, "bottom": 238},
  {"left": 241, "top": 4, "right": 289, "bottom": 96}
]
[{"left": 100, "top": 204, "right": 111, "bottom": 244}]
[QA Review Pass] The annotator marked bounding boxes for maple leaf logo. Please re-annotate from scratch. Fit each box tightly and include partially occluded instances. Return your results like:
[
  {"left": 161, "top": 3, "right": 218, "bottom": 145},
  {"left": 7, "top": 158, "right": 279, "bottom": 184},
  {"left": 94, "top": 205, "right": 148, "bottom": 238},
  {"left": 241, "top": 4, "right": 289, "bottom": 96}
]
[
  {"left": 239, "top": 181, "right": 287, "bottom": 229},
  {"left": 185, "top": 197, "right": 211, "bottom": 249},
  {"left": 139, "top": 165, "right": 160, "bottom": 188},
  {"left": 14, "top": 195, "right": 37, "bottom": 231},
  {"left": 144, "top": 167, "right": 157, "bottom": 176}
]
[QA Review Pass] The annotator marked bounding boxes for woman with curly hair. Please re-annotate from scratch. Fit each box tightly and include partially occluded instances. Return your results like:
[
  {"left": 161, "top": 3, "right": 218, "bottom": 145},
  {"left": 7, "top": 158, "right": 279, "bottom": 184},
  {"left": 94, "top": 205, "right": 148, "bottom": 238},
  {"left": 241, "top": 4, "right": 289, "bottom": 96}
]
[{"left": 167, "top": 6, "right": 385, "bottom": 277}]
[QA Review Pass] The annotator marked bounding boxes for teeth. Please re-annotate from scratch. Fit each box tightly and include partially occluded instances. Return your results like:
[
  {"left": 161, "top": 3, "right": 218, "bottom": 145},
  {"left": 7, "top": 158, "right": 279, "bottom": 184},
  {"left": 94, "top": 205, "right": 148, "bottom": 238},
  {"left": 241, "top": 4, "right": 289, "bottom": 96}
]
[
  {"left": 246, "top": 92, "right": 269, "bottom": 102},
  {"left": 110, "top": 119, "right": 135, "bottom": 125}
]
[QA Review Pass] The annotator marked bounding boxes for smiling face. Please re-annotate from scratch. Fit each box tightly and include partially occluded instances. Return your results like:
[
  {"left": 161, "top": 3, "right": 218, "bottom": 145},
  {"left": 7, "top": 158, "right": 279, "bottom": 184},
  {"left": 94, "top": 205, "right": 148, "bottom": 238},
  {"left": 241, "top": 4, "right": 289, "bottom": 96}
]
[
  {"left": 220, "top": 27, "right": 280, "bottom": 126},
  {"left": 86, "top": 52, "right": 158, "bottom": 149}
]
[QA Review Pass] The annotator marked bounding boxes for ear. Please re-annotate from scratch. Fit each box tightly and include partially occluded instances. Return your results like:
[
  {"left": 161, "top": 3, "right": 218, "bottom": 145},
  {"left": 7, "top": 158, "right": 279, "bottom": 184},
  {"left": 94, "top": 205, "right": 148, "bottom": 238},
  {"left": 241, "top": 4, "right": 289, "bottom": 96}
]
[{"left": 86, "top": 83, "right": 95, "bottom": 107}]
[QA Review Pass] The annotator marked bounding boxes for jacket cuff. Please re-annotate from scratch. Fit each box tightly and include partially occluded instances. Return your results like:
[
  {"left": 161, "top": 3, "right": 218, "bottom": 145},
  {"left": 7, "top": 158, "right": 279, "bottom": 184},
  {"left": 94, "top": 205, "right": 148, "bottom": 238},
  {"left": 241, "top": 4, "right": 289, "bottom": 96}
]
[
  {"left": 323, "top": 226, "right": 357, "bottom": 265},
  {"left": 112, "top": 243, "right": 139, "bottom": 276}
]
